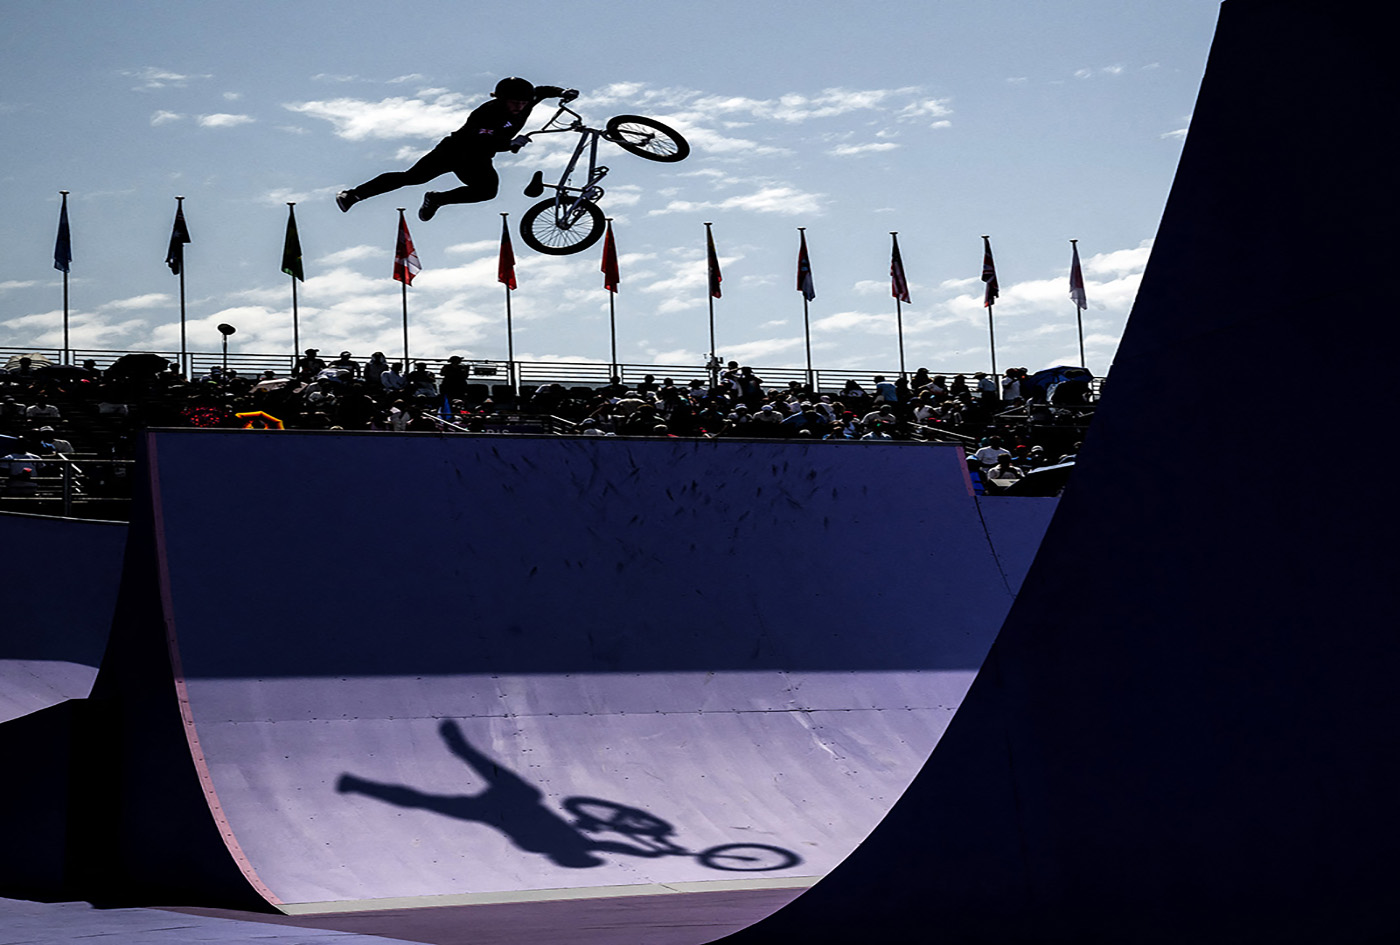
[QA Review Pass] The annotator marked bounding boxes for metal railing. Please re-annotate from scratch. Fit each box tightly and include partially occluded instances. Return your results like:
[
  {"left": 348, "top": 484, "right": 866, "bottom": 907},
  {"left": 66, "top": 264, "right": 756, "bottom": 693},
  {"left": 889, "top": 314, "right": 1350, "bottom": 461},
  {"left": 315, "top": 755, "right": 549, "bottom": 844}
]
[
  {"left": 0, "top": 456, "right": 133, "bottom": 520},
  {"left": 2, "top": 344, "right": 1098, "bottom": 397}
]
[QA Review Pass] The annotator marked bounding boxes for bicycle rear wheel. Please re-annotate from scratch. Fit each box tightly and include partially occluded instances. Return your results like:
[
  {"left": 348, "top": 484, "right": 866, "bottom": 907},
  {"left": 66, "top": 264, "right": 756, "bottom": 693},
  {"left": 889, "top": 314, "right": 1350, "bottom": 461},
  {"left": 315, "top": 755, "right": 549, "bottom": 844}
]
[
  {"left": 697, "top": 843, "right": 801, "bottom": 872},
  {"left": 605, "top": 115, "right": 690, "bottom": 162},
  {"left": 519, "top": 197, "right": 606, "bottom": 255}
]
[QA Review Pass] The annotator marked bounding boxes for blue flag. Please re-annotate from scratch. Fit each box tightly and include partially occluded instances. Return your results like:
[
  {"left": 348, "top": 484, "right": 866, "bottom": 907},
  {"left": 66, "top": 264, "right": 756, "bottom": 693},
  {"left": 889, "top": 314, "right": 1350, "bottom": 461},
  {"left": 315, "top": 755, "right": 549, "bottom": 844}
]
[{"left": 54, "top": 194, "right": 72, "bottom": 273}]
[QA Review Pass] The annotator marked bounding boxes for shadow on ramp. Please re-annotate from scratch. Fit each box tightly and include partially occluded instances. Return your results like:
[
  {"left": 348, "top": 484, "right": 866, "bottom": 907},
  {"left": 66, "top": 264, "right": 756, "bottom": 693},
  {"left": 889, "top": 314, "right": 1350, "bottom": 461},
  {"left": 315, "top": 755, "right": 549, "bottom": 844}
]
[{"left": 338, "top": 721, "right": 801, "bottom": 873}]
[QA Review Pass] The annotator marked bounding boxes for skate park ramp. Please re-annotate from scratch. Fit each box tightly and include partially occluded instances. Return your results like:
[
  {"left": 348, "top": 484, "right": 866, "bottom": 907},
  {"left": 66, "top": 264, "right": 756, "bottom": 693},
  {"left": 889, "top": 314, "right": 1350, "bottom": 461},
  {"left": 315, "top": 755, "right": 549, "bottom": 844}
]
[
  {"left": 88, "top": 431, "right": 1053, "bottom": 918},
  {"left": 714, "top": 2, "right": 1400, "bottom": 943},
  {"left": 0, "top": 511, "right": 126, "bottom": 723}
]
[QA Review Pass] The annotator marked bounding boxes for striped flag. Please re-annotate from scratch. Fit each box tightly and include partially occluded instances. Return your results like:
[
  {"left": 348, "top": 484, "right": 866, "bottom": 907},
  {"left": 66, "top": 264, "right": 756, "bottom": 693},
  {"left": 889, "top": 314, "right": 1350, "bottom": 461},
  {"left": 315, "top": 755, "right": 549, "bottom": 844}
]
[
  {"left": 281, "top": 204, "right": 304, "bottom": 281},
  {"left": 890, "top": 232, "right": 910, "bottom": 303},
  {"left": 601, "top": 220, "right": 619, "bottom": 293},
  {"left": 1069, "top": 240, "right": 1088, "bottom": 309},
  {"left": 54, "top": 193, "right": 72, "bottom": 273},
  {"left": 394, "top": 211, "right": 420, "bottom": 285},
  {"left": 980, "top": 235, "right": 999, "bottom": 307},
  {"left": 166, "top": 201, "right": 191, "bottom": 275},
  {"left": 706, "top": 226, "right": 722, "bottom": 298},
  {"left": 796, "top": 230, "right": 815, "bottom": 301},
  {"left": 498, "top": 215, "right": 516, "bottom": 289}
]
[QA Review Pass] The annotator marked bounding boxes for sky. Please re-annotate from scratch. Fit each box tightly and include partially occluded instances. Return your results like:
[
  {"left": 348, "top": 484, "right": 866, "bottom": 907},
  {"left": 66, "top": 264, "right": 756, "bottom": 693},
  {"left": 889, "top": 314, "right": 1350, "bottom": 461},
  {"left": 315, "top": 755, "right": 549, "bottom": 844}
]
[{"left": 0, "top": 0, "right": 1224, "bottom": 379}]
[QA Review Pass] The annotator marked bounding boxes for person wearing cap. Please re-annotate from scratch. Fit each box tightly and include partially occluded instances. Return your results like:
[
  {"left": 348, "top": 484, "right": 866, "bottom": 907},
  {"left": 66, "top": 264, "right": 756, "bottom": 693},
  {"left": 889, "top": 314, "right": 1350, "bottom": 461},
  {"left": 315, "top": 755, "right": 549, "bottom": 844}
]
[
  {"left": 336, "top": 77, "right": 577, "bottom": 221},
  {"left": 329, "top": 351, "right": 360, "bottom": 379},
  {"left": 295, "top": 348, "right": 326, "bottom": 380}
]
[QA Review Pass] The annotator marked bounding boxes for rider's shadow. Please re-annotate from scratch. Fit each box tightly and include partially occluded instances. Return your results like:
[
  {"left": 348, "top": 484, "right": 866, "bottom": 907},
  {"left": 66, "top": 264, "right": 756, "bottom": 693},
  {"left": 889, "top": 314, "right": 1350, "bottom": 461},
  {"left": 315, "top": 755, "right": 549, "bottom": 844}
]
[{"left": 337, "top": 720, "right": 666, "bottom": 869}]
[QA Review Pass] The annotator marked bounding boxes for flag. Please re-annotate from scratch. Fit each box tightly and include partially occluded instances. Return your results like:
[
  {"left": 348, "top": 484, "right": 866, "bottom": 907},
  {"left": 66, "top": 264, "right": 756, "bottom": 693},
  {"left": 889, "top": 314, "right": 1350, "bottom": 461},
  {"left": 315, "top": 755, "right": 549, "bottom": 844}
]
[
  {"left": 394, "top": 211, "right": 420, "bottom": 285},
  {"left": 281, "top": 205, "right": 304, "bottom": 281},
  {"left": 890, "top": 233, "right": 910, "bottom": 304},
  {"left": 980, "top": 235, "right": 999, "bottom": 307},
  {"left": 498, "top": 216, "right": 516, "bottom": 289},
  {"left": 796, "top": 230, "right": 816, "bottom": 301},
  {"left": 706, "top": 226, "right": 722, "bottom": 298},
  {"left": 1069, "top": 240, "right": 1088, "bottom": 310},
  {"left": 166, "top": 201, "right": 191, "bottom": 275},
  {"left": 601, "top": 221, "right": 619, "bottom": 293},
  {"left": 54, "top": 194, "right": 72, "bottom": 274}
]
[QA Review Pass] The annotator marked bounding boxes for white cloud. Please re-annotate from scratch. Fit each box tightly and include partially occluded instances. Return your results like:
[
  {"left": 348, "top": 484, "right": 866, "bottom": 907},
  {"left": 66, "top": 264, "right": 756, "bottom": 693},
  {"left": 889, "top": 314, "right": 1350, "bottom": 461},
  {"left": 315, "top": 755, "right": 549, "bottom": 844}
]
[
  {"left": 150, "top": 110, "right": 183, "bottom": 126},
  {"left": 649, "top": 185, "right": 824, "bottom": 217},
  {"left": 284, "top": 93, "right": 474, "bottom": 140},
  {"left": 198, "top": 113, "right": 255, "bottom": 128},
  {"left": 124, "top": 67, "right": 210, "bottom": 90},
  {"left": 827, "top": 142, "right": 900, "bottom": 157}
]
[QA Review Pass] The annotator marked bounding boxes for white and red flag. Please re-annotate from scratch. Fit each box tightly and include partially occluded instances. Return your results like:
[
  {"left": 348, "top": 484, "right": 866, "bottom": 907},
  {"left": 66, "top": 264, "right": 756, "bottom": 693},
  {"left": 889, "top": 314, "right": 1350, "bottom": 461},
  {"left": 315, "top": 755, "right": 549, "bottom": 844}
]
[
  {"left": 890, "top": 233, "right": 910, "bottom": 304},
  {"left": 394, "top": 211, "right": 420, "bottom": 285}
]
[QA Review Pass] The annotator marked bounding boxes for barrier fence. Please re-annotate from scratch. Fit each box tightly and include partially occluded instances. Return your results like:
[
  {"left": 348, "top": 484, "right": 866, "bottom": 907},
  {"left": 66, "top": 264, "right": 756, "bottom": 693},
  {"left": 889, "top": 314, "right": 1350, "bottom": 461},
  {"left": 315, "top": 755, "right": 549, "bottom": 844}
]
[{"left": 2, "top": 345, "right": 1091, "bottom": 397}]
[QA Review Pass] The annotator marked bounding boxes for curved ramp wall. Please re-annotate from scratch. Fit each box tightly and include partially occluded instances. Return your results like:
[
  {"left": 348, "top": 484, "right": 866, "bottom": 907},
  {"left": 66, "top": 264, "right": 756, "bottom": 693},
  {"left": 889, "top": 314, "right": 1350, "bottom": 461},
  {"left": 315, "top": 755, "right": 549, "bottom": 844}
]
[{"left": 100, "top": 432, "right": 1049, "bottom": 913}]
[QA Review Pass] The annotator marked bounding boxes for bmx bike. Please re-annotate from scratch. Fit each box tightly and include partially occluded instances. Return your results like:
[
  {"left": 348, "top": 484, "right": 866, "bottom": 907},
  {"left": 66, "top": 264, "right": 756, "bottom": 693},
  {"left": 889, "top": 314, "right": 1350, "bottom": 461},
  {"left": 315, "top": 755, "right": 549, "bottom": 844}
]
[
  {"left": 513, "top": 99, "right": 690, "bottom": 256},
  {"left": 562, "top": 797, "right": 801, "bottom": 872}
]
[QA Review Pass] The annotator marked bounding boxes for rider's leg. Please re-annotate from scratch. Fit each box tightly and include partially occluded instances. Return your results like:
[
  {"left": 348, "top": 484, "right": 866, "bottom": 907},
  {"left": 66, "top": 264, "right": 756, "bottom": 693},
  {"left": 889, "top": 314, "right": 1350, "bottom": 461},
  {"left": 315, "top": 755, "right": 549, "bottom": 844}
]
[
  {"left": 434, "top": 157, "right": 500, "bottom": 205},
  {"left": 345, "top": 142, "right": 456, "bottom": 203}
]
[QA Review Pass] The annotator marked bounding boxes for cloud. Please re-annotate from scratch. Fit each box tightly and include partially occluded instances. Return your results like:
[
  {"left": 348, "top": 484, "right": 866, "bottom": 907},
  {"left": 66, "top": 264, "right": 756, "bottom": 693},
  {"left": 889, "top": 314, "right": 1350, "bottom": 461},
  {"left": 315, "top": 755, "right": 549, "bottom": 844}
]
[
  {"left": 150, "top": 110, "right": 184, "bottom": 126},
  {"left": 283, "top": 92, "right": 474, "bottom": 140},
  {"left": 125, "top": 67, "right": 210, "bottom": 91},
  {"left": 0, "top": 280, "right": 39, "bottom": 292},
  {"left": 827, "top": 142, "right": 900, "bottom": 157},
  {"left": 198, "top": 113, "right": 255, "bottom": 128},
  {"left": 649, "top": 185, "right": 824, "bottom": 217}
]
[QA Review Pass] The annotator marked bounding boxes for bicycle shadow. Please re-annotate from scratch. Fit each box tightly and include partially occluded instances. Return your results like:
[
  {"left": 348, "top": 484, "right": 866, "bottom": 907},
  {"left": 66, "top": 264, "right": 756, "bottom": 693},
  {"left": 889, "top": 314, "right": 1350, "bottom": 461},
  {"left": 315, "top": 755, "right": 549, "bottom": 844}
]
[{"left": 336, "top": 720, "right": 800, "bottom": 871}]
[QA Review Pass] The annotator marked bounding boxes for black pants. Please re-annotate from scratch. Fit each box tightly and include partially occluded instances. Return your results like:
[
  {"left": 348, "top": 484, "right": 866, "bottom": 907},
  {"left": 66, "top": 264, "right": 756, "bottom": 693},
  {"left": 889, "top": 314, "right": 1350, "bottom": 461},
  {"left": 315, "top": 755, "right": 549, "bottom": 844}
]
[{"left": 352, "top": 140, "right": 499, "bottom": 206}]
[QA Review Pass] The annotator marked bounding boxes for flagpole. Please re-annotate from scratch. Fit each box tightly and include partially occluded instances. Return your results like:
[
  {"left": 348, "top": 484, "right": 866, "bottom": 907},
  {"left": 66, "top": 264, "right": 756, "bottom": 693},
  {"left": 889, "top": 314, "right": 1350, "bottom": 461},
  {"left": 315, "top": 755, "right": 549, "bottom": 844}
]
[
  {"left": 398, "top": 208, "right": 410, "bottom": 369},
  {"left": 1071, "top": 238, "right": 1087, "bottom": 368},
  {"left": 289, "top": 202, "right": 300, "bottom": 370},
  {"left": 58, "top": 192, "right": 70, "bottom": 364},
  {"left": 177, "top": 196, "right": 187, "bottom": 378},
  {"left": 605, "top": 218, "right": 618, "bottom": 375},
  {"left": 981, "top": 234, "right": 998, "bottom": 379},
  {"left": 704, "top": 222, "right": 717, "bottom": 387},
  {"left": 798, "top": 227, "right": 813, "bottom": 390},
  {"left": 891, "top": 231, "right": 905, "bottom": 376},
  {"left": 501, "top": 212, "right": 516, "bottom": 395}
]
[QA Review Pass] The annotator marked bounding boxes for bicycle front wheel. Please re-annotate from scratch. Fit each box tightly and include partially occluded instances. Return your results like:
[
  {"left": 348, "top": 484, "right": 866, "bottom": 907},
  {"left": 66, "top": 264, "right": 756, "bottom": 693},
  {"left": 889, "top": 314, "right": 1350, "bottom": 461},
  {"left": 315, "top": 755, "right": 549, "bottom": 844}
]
[
  {"left": 605, "top": 115, "right": 690, "bottom": 163},
  {"left": 519, "top": 197, "right": 606, "bottom": 255},
  {"left": 697, "top": 843, "right": 801, "bottom": 872}
]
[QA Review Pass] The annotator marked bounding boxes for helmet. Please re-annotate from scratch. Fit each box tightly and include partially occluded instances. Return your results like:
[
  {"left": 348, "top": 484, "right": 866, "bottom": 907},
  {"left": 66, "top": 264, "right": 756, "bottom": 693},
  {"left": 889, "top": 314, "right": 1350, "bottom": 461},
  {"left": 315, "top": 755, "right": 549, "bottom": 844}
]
[{"left": 493, "top": 76, "right": 534, "bottom": 100}]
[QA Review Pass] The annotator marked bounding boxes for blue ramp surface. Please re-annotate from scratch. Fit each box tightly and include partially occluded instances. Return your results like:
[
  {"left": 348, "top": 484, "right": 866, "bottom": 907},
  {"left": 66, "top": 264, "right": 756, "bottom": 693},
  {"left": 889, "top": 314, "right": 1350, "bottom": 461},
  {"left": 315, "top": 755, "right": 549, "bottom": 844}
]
[
  {"left": 97, "top": 432, "right": 1046, "bottom": 923},
  {"left": 713, "top": 2, "right": 1400, "bottom": 943}
]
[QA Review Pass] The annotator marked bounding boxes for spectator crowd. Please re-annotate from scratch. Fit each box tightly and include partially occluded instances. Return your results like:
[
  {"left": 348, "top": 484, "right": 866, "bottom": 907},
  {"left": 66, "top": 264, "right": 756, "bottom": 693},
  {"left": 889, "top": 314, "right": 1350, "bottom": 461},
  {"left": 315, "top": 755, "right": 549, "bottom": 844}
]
[{"left": 2, "top": 350, "right": 1094, "bottom": 502}]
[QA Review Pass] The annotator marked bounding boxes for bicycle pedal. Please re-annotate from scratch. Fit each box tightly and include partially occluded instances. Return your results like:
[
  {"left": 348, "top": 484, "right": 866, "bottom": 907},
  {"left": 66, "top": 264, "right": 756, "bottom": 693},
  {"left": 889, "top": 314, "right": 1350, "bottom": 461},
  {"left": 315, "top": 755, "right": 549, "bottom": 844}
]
[{"left": 524, "top": 171, "right": 545, "bottom": 198}]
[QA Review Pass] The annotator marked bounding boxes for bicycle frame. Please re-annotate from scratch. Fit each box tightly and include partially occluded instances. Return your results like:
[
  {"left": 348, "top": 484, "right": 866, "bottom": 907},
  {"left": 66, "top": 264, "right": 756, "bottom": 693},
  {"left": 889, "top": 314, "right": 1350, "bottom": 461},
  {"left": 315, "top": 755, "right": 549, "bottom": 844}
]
[{"left": 521, "top": 104, "right": 611, "bottom": 223}]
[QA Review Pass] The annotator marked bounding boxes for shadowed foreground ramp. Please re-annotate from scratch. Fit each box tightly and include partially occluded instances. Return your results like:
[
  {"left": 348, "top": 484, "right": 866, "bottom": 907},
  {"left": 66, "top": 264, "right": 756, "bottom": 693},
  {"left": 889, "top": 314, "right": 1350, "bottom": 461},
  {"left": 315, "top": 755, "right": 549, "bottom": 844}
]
[
  {"left": 84, "top": 432, "right": 1048, "bottom": 935},
  {"left": 713, "top": 2, "right": 1399, "bottom": 943}
]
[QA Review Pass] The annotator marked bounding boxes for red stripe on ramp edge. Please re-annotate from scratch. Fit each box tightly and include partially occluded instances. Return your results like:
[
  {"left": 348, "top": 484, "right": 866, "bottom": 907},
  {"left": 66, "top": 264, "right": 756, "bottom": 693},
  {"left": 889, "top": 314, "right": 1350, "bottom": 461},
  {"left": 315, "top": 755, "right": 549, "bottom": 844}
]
[
  {"left": 955, "top": 445, "right": 975, "bottom": 496},
  {"left": 147, "top": 433, "right": 285, "bottom": 908}
]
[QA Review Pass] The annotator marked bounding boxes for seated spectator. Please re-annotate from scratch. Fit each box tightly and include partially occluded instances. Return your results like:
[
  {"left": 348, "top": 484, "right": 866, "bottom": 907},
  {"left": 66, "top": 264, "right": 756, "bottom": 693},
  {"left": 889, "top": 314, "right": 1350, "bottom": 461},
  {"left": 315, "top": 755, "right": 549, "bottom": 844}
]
[
  {"left": 971, "top": 436, "right": 1010, "bottom": 467},
  {"left": 329, "top": 351, "right": 360, "bottom": 378},
  {"left": 986, "top": 454, "right": 1026, "bottom": 481},
  {"left": 872, "top": 375, "right": 898, "bottom": 404},
  {"left": 26, "top": 396, "right": 61, "bottom": 420},
  {"left": 35, "top": 426, "right": 74, "bottom": 455},
  {"left": 381, "top": 362, "right": 406, "bottom": 393},
  {"left": 405, "top": 362, "right": 437, "bottom": 399},
  {"left": 295, "top": 348, "right": 326, "bottom": 380},
  {"left": 0, "top": 396, "right": 25, "bottom": 422},
  {"left": 363, "top": 352, "right": 390, "bottom": 390}
]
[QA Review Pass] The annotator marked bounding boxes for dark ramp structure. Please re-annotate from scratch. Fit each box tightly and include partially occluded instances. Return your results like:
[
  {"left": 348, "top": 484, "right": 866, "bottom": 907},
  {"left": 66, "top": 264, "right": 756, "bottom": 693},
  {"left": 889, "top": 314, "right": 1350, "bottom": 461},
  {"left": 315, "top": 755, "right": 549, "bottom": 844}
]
[
  {"left": 68, "top": 432, "right": 1049, "bottom": 932},
  {"left": 0, "top": 512, "right": 125, "bottom": 899},
  {"left": 713, "top": 2, "right": 1398, "bottom": 943},
  {"left": 0, "top": 512, "right": 125, "bottom": 723}
]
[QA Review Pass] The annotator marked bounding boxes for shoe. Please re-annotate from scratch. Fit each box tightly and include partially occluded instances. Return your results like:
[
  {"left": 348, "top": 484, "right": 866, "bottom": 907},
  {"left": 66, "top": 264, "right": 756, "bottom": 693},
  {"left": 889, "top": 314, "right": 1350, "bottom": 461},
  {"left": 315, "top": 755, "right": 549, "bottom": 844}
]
[
  {"left": 524, "top": 171, "right": 545, "bottom": 198},
  {"left": 336, "top": 190, "right": 358, "bottom": 213},
  {"left": 418, "top": 192, "right": 440, "bottom": 222}
]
